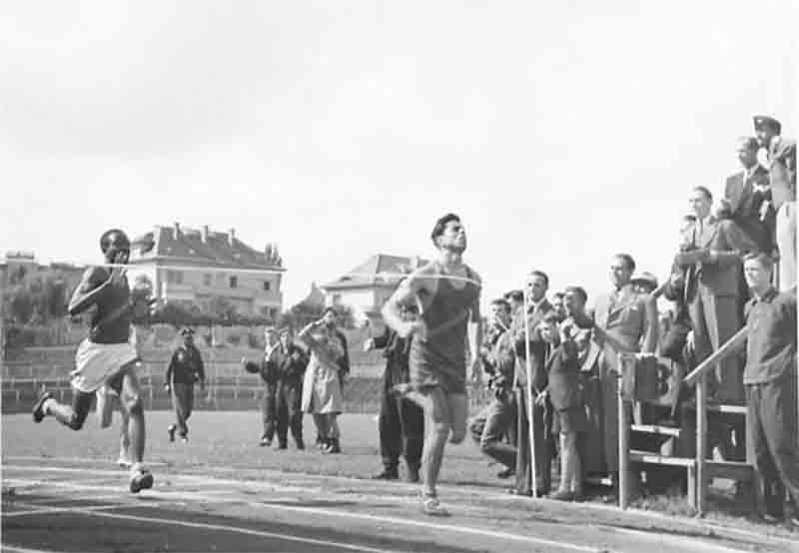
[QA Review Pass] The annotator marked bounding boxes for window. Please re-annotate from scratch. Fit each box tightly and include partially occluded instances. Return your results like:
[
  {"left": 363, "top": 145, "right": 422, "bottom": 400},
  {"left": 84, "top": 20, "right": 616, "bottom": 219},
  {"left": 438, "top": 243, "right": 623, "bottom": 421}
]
[
  {"left": 166, "top": 270, "right": 183, "bottom": 284},
  {"left": 203, "top": 274, "right": 212, "bottom": 286},
  {"left": 263, "top": 281, "right": 271, "bottom": 291},
  {"left": 229, "top": 276, "right": 238, "bottom": 288}
]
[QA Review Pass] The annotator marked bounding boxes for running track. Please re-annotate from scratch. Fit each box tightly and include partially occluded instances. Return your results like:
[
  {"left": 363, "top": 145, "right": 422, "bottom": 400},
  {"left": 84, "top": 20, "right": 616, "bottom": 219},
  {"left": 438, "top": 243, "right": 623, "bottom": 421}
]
[{"left": 3, "top": 456, "right": 797, "bottom": 552}]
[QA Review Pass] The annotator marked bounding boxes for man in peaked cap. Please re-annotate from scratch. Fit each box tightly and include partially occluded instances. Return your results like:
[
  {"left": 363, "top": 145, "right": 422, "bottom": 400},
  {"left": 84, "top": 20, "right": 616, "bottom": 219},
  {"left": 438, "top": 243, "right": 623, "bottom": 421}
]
[
  {"left": 165, "top": 327, "right": 206, "bottom": 443},
  {"left": 753, "top": 115, "right": 796, "bottom": 291}
]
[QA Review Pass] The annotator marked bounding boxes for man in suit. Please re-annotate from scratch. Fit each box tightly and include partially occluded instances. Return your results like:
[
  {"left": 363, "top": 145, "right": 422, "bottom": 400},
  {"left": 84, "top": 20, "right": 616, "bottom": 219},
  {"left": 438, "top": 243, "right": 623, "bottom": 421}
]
[
  {"left": 676, "top": 186, "right": 757, "bottom": 404},
  {"left": 592, "top": 254, "right": 658, "bottom": 477},
  {"left": 274, "top": 327, "right": 308, "bottom": 450},
  {"left": 469, "top": 298, "right": 517, "bottom": 479},
  {"left": 509, "top": 270, "right": 554, "bottom": 497},
  {"left": 723, "top": 137, "right": 774, "bottom": 254},
  {"left": 753, "top": 115, "right": 796, "bottom": 292}
]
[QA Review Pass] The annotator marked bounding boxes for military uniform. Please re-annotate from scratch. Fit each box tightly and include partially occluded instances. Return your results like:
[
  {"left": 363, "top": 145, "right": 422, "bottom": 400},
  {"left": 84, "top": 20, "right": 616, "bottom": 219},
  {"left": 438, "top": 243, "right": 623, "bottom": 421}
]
[{"left": 165, "top": 335, "right": 205, "bottom": 440}]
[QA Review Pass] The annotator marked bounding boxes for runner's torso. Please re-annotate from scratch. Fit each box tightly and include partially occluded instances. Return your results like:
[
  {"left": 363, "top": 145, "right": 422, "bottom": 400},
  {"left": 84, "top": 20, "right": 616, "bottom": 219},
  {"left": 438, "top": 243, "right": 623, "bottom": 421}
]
[
  {"left": 86, "top": 268, "right": 131, "bottom": 344},
  {"left": 409, "top": 261, "right": 480, "bottom": 393}
]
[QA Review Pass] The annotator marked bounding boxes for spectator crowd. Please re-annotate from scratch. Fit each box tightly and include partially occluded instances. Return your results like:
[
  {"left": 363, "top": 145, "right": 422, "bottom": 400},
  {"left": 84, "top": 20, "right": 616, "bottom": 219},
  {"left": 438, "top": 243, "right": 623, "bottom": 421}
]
[{"left": 230, "top": 113, "right": 795, "bottom": 520}]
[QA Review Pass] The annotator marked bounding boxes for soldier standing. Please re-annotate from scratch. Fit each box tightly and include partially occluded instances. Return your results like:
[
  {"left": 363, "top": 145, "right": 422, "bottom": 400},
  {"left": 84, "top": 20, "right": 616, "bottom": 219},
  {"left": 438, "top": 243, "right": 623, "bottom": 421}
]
[{"left": 165, "top": 327, "right": 206, "bottom": 443}]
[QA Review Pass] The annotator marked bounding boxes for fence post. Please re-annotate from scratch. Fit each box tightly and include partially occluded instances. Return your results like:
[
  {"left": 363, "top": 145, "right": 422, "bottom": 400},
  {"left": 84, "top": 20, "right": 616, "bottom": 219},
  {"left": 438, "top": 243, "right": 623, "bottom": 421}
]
[
  {"left": 618, "top": 353, "right": 629, "bottom": 510},
  {"left": 696, "top": 372, "right": 707, "bottom": 515}
]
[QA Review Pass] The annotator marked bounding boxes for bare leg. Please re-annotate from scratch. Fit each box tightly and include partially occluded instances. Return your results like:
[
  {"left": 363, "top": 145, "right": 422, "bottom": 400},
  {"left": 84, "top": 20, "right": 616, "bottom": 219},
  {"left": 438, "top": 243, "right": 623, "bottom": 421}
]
[
  {"left": 119, "top": 406, "right": 131, "bottom": 465},
  {"left": 42, "top": 391, "right": 94, "bottom": 430},
  {"left": 119, "top": 364, "right": 145, "bottom": 463}
]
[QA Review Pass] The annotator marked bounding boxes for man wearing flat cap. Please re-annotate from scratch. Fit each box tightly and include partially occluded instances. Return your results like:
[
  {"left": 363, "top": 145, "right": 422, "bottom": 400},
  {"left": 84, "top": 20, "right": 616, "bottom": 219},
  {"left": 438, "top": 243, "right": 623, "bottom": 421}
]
[
  {"left": 753, "top": 115, "right": 796, "bottom": 291},
  {"left": 165, "top": 327, "right": 206, "bottom": 443}
]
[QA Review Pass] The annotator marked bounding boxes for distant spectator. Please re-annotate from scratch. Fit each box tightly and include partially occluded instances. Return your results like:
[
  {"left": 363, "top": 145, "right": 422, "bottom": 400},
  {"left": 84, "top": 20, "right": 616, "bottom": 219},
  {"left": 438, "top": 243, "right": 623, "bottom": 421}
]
[
  {"left": 469, "top": 298, "right": 517, "bottom": 480},
  {"left": 539, "top": 313, "right": 588, "bottom": 501},
  {"left": 504, "top": 290, "right": 524, "bottom": 318},
  {"left": 723, "top": 136, "right": 774, "bottom": 254},
  {"left": 165, "top": 327, "right": 205, "bottom": 443},
  {"left": 741, "top": 252, "right": 798, "bottom": 524},
  {"left": 590, "top": 253, "right": 658, "bottom": 480},
  {"left": 365, "top": 303, "right": 424, "bottom": 482},
  {"left": 753, "top": 115, "right": 796, "bottom": 292},
  {"left": 509, "top": 270, "right": 554, "bottom": 497},
  {"left": 298, "top": 313, "right": 346, "bottom": 454},
  {"left": 551, "top": 292, "right": 567, "bottom": 323}
]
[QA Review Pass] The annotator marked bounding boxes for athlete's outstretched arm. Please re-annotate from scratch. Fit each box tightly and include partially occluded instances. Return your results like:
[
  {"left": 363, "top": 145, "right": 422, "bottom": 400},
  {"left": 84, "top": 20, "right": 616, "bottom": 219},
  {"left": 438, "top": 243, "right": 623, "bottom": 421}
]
[
  {"left": 68, "top": 267, "right": 115, "bottom": 316},
  {"left": 382, "top": 272, "right": 425, "bottom": 339}
]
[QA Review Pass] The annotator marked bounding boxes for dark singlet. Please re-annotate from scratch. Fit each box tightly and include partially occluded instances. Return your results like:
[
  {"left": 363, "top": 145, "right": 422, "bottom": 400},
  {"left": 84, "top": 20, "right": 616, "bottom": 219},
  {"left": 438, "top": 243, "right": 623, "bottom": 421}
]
[
  {"left": 409, "top": 262, "right": 480, "bottom": 394},
  {"left": 83, "top": 267, "right": 132, "bottom": 344}
]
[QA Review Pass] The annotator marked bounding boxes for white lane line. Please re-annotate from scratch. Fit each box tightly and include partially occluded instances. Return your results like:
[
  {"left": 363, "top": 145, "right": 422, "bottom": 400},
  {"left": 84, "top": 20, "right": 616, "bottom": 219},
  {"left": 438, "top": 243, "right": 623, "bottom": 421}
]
[
  {"left": 4, "top": 502, "right": 156, "bottom": 518},
  {"left": 3, "top": 475, "right": 604, "bottom": 553},
  {"left": 6, "top": 456, "right": 792, "bottom": 549},
  {"left": 80, "top": 510, "right": 409, "bottom": 553},
  {"left": 2, "top": 546, "right": 65, "bottom": 553},
  {"left": 2, "top": 456, "right": 169, "bottom": 467}
]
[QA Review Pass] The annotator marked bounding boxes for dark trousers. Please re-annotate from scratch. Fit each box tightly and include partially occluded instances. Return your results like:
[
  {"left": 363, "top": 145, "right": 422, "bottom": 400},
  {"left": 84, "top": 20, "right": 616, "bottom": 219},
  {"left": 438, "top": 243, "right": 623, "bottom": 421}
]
[
  {"left": 469, "top": 393, "right": 517, "bottom": 470},
  {"left": 276, "top": 380, "right": 303, "bottom": 446},
  {"left": 747, "top": 374, "right": 799, "bottom": 517},
  {"left": 171, "top": 382, "right": 194, "bottom": 438},
  {"left": 261, "top": 382, "right": 278, "bottom": 440},
  {"left": 379, "top": 379, "right": 424, "bottom": 470},
  {"left": 514, "top": 387, "right": 552, "bottom": 493}
]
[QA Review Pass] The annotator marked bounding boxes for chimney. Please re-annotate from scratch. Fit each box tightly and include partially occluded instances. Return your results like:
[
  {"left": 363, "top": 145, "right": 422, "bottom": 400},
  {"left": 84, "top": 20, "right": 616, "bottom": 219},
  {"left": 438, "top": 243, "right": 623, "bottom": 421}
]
[
  {"left": 228, "top": 228, "right": 235, "bottom": 246},
  {"left": 173, "top": 222, "right": 180, "bottom": 240},
  {"left": 201, "top": 225, "right": 209, "bottom": 243}
]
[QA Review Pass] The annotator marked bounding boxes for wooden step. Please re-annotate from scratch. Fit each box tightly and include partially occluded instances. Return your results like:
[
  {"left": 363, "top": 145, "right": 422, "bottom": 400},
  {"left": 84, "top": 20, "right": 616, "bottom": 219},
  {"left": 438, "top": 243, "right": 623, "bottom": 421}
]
[
  {"left": 630, "top": 424, "right": 681, "bottom": 438},
  {"left": 706, "top": 460, "right": 753, "bottom": 482},
  {"left": 685, "top": 403, "right": 747, "bottom": 415},
  {"left": 628, "top": 450, "right": 695, "bottom": 467}
]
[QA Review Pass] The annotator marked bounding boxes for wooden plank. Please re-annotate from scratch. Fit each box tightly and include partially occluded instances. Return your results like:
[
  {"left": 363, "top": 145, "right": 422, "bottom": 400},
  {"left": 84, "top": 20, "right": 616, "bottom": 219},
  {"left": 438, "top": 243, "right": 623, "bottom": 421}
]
[
  {"left": 683, "top": 326, "right": 747, "bottom": 386},
  {"left": 628, "top": 450, "right": 695, "bottom": 467},
  {"left": 584, "top": 475, "right": 614, "bottom": 487},
  {"left": 630, "top": 424, "right": 682, "bottom": 438},
  {"left": 706, "top": 404, "right": 747, "bottom": 415},
  {"left": 705, "top": 460, "right": 753, "bottom": 482}
]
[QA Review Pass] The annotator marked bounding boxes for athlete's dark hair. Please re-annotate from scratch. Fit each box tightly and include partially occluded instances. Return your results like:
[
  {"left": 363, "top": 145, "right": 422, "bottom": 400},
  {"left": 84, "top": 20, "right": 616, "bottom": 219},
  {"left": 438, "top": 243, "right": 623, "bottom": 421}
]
[
  {"left": 99, "top": 229, "right": 130, "bottom": 253},
  {"left": 430, "top": 213, "right": 461, "bottom": 245}
]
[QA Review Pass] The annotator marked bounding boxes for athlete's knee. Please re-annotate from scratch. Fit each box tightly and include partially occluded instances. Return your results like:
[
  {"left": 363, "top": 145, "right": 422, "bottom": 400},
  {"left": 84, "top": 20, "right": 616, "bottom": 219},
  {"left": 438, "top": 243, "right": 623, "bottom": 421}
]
[
  {"left": 449, "top": 423, "right": 467, "bottom": 444},
  {"left": 125, "top": 394, "right": 144, "bottom": 416},
  {"left": 429, "top": 422, "right": 450, "bottom": 442}
]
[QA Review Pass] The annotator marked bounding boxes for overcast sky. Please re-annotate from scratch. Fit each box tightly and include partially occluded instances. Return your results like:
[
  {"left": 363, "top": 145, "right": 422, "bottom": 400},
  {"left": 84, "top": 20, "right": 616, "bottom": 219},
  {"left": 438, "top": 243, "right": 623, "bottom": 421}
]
[{"left": 1, "top": 1, "right": 797, "bottom": 309}]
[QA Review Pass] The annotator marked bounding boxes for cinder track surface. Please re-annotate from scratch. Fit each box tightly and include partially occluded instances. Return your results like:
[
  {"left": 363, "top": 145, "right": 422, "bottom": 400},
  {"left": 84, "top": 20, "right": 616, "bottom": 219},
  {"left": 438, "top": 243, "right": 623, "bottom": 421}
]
[{"left": 3, "top": 412, "right": 797, "bottom": 552}]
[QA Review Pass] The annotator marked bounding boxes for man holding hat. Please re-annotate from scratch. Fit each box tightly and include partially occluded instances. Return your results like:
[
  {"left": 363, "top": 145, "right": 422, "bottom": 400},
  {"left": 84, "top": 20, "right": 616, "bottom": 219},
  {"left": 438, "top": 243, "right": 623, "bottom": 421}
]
[
  {"left": 165, "top": 327, "right": 206, "bottom": 443},
  {"left": 753, "top": 115, "right": 796, "bottom": 291}
]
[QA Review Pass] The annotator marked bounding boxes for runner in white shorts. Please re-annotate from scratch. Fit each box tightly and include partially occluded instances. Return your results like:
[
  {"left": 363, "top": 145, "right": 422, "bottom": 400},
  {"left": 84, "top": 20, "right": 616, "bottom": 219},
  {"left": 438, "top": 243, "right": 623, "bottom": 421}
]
[{"left": 32, "top": 229, "right": 153, "bottom": 493}]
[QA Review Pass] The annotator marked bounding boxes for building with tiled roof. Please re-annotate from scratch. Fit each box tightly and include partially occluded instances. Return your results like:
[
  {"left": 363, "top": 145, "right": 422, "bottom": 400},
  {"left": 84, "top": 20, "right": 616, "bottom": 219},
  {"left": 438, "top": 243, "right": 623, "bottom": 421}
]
[
  {"left": 320, "top": 253, "right": 426, "bottom": 321},
  {"left": 129, "top": 223, "right": 284, "bottom": 318}
]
